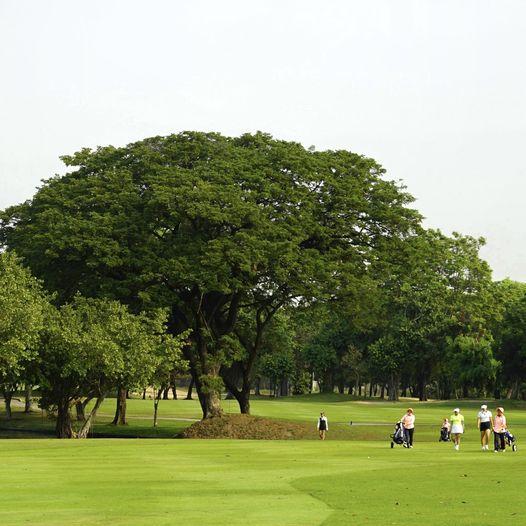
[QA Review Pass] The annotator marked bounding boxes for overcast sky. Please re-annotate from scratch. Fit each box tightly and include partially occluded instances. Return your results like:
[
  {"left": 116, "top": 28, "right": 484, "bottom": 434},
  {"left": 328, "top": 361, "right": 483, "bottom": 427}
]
[{"left": 1, "top": 0, "right": 525, "bottom": 281}]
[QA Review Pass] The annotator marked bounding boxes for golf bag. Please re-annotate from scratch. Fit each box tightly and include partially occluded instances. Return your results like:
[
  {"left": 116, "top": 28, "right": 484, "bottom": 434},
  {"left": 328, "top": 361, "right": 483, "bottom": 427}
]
[
  {"left": 504, "top": 430, "right": 518, "bottom": 452},
  {"left": 390, "top": 421, "right": 406, "bottom": 448},
  {"left": 439, "top": 426, "right": 451, "bottom": 442}
]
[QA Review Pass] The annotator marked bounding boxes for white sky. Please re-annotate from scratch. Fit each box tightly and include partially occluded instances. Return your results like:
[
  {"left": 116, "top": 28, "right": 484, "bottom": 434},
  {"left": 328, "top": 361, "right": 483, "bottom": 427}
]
[{"left": 1, "top": 0, "right": 525, "bottom": 281}]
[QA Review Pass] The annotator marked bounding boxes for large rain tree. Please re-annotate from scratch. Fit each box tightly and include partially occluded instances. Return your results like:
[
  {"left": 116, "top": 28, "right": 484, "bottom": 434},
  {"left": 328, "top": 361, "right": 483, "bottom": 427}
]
[{"left": 1, "top": 131, "right": 420, "bottom": 418}]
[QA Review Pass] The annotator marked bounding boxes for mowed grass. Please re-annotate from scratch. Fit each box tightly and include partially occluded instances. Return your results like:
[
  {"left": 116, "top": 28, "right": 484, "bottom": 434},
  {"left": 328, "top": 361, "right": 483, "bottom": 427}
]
[
  {"left": 1, "top": 395, "right": 526, "bottom": 525},
  {"left": 1, "top": 438, "right": 525, "bottom": 525}
]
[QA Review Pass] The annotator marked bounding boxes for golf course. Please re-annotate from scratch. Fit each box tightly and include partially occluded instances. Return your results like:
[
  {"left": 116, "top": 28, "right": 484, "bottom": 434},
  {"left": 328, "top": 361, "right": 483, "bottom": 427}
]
[{"left": 1, "top": 395, "right": 525, "bottom": 525}]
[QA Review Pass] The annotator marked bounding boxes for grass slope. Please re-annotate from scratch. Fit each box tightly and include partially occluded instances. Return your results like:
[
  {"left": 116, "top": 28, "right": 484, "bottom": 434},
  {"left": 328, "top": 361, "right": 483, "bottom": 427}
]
[
  {"left": 0, "top": 438, "right": 524, "bottom": 525},
  {"left": 1, "top": 395, "right": 526, "bottom": 524}
]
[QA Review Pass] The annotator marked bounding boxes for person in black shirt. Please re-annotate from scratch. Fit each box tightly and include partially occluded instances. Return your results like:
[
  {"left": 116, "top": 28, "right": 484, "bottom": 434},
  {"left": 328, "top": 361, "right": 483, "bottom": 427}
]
[{"left": 317, "top": 411, "right": 328, "bottom": 440}]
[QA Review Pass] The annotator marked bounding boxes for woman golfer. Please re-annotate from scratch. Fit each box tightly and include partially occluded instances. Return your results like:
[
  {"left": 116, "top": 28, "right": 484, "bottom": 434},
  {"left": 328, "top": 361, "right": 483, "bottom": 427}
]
[
  {"left": 450, "top": 408, "right": 464, "bottom": 450},
  {"left": 477, "top": 404, "right": 493, "bottom": 451},
  {"left": 317, "top": 412, "right": 328, "bottom": 440},
  {"left": 401, "top": 408, "right": 415, "bottom": 448},
  {"left": 493, "top": 407, "right": 507, "bottom": 452}
]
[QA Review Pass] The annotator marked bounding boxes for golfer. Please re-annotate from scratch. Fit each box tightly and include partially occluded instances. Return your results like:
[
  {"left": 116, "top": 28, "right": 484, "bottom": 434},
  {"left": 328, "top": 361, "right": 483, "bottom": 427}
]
[
  {"left": 450, "top": 408, "right": 464, "bottom": 450},
  {"left": 401, "top": 408, "right": 415, "bottom": 448},
  {"left": 493, "top": 407, "right": 507, "bottom": 452},
  {"left": 477, "top": 404, "right": 493, "bottom": 451},
  {"left": 317, "top": 411, "right": 328, "bottom": 440}
]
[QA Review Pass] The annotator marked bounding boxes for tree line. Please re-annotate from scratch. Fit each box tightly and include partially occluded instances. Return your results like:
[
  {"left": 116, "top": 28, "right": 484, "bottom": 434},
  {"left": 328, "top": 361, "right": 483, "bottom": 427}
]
[{"left": 1, "top": 131, "right": 525, "bottom": 437}]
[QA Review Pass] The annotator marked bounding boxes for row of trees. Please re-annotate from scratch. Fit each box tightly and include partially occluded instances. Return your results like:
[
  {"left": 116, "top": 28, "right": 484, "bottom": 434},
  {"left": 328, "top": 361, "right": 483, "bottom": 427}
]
[
  {"left": 0, "top": 252, "right": 186, "bottom": 437},
  {"left": 2, "top": 131, "right": 526, "bottom": 436},
  {"left": 260, "top": 276, "right": 526, "bottom": 403}
]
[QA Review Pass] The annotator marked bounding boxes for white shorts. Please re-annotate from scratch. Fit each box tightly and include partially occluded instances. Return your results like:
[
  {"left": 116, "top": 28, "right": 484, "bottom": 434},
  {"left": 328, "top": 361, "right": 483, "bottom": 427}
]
[{"left": 451, "top": 424, "right": 463, "bottom": 434}]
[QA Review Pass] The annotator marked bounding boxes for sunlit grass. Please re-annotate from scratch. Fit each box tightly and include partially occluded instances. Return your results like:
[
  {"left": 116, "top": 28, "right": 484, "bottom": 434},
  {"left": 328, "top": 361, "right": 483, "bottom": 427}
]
[{"left": 0, "top": 437, "right": 524, "bottom": 525}]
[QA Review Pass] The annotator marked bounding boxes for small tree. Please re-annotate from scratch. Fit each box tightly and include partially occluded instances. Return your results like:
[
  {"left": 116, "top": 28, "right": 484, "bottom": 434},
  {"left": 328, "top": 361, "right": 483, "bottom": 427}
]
[
  {"left": 0, "top": 252, "right": 48, "bottom": 417},
  {"left": 38, "top": 296, "right": 185, "bottom": 438}
]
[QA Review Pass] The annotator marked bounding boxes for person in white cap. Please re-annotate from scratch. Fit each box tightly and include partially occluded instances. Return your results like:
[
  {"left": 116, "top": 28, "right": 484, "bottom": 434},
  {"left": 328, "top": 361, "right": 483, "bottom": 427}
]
[
  {"left": 477, "top": 404, "right": 493, "bottom": 450},
  {"left": 450, "top": 408, "right": 464, "bottom": 450}
]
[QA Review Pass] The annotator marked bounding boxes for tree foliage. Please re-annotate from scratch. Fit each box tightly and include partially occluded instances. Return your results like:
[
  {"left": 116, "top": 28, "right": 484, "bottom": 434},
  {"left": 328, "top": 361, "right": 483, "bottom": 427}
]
[
  {"left": 1, "top": 131, "right": 421, "bottom": 417},
  {"left": 0, "top": 252, "right": 49, "bottom": 416},
  {"left": 38, "top": 296, "right": 185, "bottom": 437}
]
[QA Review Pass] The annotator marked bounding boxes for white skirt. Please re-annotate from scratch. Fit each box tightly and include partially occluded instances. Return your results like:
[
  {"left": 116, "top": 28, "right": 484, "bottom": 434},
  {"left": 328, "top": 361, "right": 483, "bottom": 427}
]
[{"left": 451, "top": 424, "right": 463, "bottom": 434}]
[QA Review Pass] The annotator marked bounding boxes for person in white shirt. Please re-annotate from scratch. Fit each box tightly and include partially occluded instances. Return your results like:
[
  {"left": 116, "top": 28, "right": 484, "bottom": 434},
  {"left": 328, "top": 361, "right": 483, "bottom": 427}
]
[
  {"left": 477, "top": 404, "right": 493, "bottom": 451},
  {"left": 317, "top": 412, "right": 328, "bottom": 440}
]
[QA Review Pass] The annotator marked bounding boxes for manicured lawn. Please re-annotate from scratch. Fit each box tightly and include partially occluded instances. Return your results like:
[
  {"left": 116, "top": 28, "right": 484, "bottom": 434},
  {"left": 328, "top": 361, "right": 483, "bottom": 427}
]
[
  {"left": 0, "top": 437, "right": 525, "bottom": 525},
  {"left": 2, "top": 395, "right": 525, "bottom": 524}
]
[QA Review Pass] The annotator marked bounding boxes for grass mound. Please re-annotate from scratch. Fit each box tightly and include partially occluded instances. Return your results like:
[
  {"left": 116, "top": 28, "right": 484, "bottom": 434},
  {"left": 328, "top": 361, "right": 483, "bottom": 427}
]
[{"left": 178, "top": 413, "right": 314, "bottom": 439}]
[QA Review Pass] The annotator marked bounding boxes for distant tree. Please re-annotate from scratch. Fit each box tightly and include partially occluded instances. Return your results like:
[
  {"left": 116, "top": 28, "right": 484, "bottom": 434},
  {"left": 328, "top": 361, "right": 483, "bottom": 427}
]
[
  {"left": 446, "top": 335, "right": 499, "bottom": 397},
  {"left": 492, "top": 281, "right": 526, "bottom": 398},
  {"left": 0, "top": 252, "right": 48, "bottom": 417},
  {"left": 368, "top": 229, "right": 494, "bottom": 400},
  {"left": 253, "top": 311, "right": 296, "bottom": 397}
]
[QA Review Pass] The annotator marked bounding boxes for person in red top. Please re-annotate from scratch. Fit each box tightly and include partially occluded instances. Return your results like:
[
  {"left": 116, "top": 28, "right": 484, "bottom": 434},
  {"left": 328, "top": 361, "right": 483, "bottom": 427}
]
[{"left": 401, "top": 408, "right": 415, "bottom": 448}]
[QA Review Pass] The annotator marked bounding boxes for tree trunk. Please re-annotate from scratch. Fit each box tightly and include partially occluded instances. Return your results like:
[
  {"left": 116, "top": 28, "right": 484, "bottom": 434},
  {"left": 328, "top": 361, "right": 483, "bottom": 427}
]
[
  {"left": 280, "top": 378, "right": 289, "bottom": 397},
  {"left": 223, "top": 376, "right": 251, "bottom": 414},
  {"left": 153, "top": 388, "right": 163, "bottom": 427},
  {"left": 190, "top": 366, "right": 224, "bottom": 419},
  {"left": 112, "top": 386, "right": 127, "bottom": 425},
  {"left": 76, "top": 397, "right": 104, "bottom": 438},
  {"left": 254, "top": 377, "right": 261, "bottom": 396},
  {"left": 511, "top": 379, "right": 521, "bottom": 399},
  {"left": 3, "top": 388, "right": 13, "bottom": 419},
  {"left": 24, "top": 384, "right": 32, "bottom": 413},
  {"left": 75, "top": 400, "right": 86, "bottom": 421},
  {"left": 55, "top": 399, "right": 74, "bottom": 438},
  {"left": 388, "top": 372, "right": 400, "bottom": 401},
  {"left": 185, "top": 378, "right": 194, "bottom": 400},
  {"left": 416, "top": 376, "right": 428, "bottom": 401},
  {"left": 439, "top": 377, "right": 452, "bottom": 400},
  {"left": 321, "top": 370, "right": 334, "bottom": 393}
]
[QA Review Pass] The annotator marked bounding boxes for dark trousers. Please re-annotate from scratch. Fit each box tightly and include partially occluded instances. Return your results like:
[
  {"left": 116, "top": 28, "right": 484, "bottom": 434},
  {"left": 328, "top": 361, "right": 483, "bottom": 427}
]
[
  {"left": 494, "top": 432, "right": 506, "bottom": 451},
  {"left": 404, "top": 427, "right": 414, "bottom": 446}
]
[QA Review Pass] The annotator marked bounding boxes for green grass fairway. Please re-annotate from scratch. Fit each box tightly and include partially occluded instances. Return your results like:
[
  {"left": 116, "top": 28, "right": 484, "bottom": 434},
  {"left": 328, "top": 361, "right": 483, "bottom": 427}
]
[
  {"left": 0, "top": 438, "right": 525, "bottom": 525},
  {"left": 2, "top": 396, "right": 526, "bottom": 524}
]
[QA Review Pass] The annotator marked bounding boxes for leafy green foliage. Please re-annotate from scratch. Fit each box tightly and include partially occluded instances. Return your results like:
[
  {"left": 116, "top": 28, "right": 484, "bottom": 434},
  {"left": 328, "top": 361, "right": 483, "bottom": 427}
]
[
  {"left": 492, "top": 282, "right": 526, "bottom": 397},
  {"left": 38, "top": 296, "right": 186, "bottom": 436},
  {"left": 447, "top": 335, "right": 499, "bottom": 393},
  {"left": 1, "top": 131, "right": 421, "bottom": 416},
  {"left": 0, "top": 251, "right": 48, "bottom": 382}
]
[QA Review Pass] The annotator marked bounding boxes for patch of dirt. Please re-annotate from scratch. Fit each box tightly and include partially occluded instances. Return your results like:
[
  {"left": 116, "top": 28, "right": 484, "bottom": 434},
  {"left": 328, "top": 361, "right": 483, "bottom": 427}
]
[{"left": 178, "top": 413, "right": 315, "bottom": 440}]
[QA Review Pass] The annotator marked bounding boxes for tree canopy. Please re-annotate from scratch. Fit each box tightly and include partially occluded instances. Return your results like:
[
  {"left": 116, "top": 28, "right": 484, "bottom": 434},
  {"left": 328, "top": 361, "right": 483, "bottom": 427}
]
[{"left": 1, "top": 131, "right": 421, "bottom": 417}]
